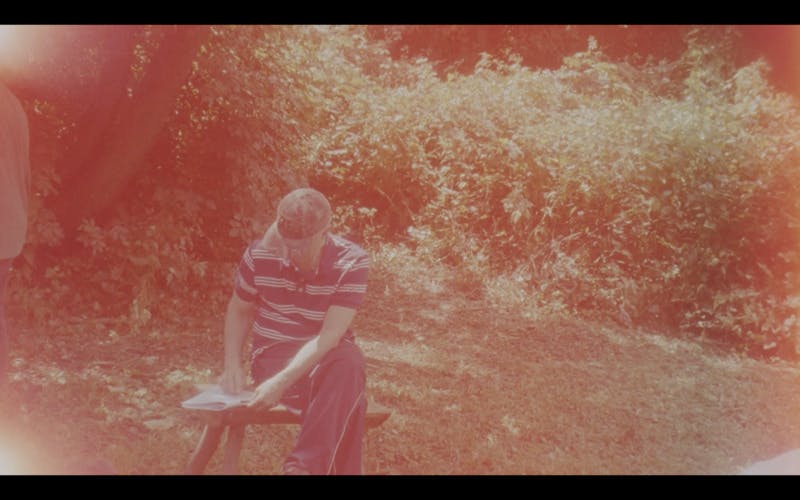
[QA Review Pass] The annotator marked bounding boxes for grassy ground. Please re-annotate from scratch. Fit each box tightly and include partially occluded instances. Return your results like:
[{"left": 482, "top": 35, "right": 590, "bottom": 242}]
[{"left": 1, "top": 262, "right": 799, "bottom": 475}]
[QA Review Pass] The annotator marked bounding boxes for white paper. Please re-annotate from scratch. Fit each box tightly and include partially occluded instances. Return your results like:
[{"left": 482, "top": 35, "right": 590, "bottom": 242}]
[{"left": 181, "top": 384, "right": 254, "bottom": 411}]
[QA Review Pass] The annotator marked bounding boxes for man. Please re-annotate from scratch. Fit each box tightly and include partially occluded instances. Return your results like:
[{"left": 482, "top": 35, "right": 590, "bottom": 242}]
[
  {"left": 0, "top": 80, "right": 30, "bottom": 388},
  {"left": 219, "top": 187, "right": 370, "bottom": 475}
]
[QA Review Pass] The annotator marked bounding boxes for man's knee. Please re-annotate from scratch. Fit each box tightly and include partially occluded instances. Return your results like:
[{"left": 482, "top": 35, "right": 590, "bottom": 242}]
[
  {"left": 324, "top": 341, "right": 365, "bottom": 371},
  {"left": 315, "top": 341, "right": 365, "bottom": 387}
]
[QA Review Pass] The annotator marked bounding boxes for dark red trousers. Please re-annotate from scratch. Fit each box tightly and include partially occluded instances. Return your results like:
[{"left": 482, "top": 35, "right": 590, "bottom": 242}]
[{"left": 251, "top": 338, "right": 367, "bottom": 475}]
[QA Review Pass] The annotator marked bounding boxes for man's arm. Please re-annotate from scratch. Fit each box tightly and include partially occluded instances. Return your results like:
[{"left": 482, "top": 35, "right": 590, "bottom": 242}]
[
  {"left": 247, "top": 305, "right": 358, "bottom": 409},
  {"left": 219, "top": 292, "right": 255, "bottom": 394}
]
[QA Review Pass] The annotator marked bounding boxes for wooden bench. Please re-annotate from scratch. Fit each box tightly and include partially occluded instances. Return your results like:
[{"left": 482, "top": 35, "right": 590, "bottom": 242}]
[{"left": 184, "top": 402, "right": 392, "bottom": 474}]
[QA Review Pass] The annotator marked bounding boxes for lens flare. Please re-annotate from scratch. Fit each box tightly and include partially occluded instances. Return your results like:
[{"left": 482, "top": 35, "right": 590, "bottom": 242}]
[
  {"left": 0, "top": 25, "right": 15, "bottom": 43},
  {"left": 0, "top": 428, "right": 37, "bottom": 475},
  {"left": 0, "top": 25, "right": 27, "bottom": 70},
  {"left": 0, "top": 446, "right": 21, "bottom": 475},
  {"left": 0, "top": 25, "right": 68, "bottom": 81}
]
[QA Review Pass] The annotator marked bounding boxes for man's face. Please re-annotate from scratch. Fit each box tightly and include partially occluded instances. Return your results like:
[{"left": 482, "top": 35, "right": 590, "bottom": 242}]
[{"left": 284, "top": 229, "right": 326, "bottom": 272}]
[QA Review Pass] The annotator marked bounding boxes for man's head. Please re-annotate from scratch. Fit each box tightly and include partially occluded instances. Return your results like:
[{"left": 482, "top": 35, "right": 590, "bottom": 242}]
[{"left": 275, "top": 188, "right": 332, "bottom": 272}]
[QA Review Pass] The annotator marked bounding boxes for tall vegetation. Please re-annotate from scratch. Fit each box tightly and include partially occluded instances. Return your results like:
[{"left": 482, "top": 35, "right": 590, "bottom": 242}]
[{"left": 10, "top": 25, "right": 800, "bottom": 359}]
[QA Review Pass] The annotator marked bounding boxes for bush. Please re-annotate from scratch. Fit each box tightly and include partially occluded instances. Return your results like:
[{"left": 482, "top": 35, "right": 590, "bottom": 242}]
[
  {"left": 12, "top": 27, "right": 799, "bottom": 359},
  {"left": 306, "top": 34, "right": 800, "bottom": 357}
]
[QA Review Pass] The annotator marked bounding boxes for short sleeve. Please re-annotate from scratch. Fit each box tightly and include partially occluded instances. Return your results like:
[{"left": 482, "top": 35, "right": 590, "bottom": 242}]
[
  {"left": 233, "top": 243, "right": 259, "bottom": 302},
  {"left": 331, "top": 253, "right": 369, "bottom": 309}
]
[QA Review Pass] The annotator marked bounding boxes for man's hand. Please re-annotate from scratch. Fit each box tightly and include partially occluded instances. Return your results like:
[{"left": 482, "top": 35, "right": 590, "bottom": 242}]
[
  {"left": 219, "top": 363, "right": 246, "bottom": 394},
  {"left": 246, "top": 377, "right": 286, "bottom": 410}
]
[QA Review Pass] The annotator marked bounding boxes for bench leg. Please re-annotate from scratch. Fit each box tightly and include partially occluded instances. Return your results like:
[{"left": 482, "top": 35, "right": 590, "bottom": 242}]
[
  {"left": 222, "top": 424, "right": 246, "bottom": 475},
  {"left": 185, "top": 424, "right": 225, "bottom": 474}
]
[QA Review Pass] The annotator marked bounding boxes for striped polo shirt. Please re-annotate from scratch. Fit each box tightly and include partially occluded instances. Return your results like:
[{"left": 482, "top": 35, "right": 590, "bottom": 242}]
[{"left": 234, "top": 233, "right": 369, "bottom": 355}]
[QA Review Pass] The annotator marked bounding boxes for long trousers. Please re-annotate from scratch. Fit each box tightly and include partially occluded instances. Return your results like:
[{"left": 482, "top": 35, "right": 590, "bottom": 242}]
[{"left": 251, "top": 338, "right": 366, "bottom": 475}]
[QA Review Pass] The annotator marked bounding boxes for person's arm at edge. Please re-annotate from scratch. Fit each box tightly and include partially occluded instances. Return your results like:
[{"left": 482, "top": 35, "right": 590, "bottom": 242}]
[{"left": 219, "top": 292, "right": 255, "bottom": 394}]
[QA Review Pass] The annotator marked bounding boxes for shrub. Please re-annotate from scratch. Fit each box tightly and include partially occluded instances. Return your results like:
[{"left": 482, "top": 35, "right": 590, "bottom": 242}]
[{"left": 306, "top": 34, "right": 800, "bottom": 357}]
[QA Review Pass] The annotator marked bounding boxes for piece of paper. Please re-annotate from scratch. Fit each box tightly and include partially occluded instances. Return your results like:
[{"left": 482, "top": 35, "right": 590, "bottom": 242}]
[{"left": 181, "top": 384, "right": 254, "bottom": 411}]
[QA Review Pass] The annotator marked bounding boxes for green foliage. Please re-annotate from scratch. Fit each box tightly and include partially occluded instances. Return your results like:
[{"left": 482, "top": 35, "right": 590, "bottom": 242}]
[
  {"left": 11, "top": 26, "right": 800, "bottom": 359},
  {"left": 306, "top": 31, "right": 800, "bottom": 358},
  {"left": 14, "top": 26, "right": 406, "bottom": 325},
  {"left": 366, "top": 25, "right": 691, "bottom": 77}
]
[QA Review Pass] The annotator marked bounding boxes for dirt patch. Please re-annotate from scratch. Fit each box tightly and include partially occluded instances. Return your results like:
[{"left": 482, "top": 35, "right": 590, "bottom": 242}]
[{"left": 2, "top": 271, "right": 799, "bottom": 474}]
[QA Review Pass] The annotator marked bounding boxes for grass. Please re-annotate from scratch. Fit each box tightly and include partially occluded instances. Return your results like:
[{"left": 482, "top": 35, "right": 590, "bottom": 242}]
[{"left": 1, "top": 257, "right": 799, "bottom": 475}]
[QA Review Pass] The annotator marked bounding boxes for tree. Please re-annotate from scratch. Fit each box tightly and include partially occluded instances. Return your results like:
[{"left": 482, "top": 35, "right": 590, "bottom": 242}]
[{"left": 51, "top": 26, "right": 210, "bottom": 235}]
